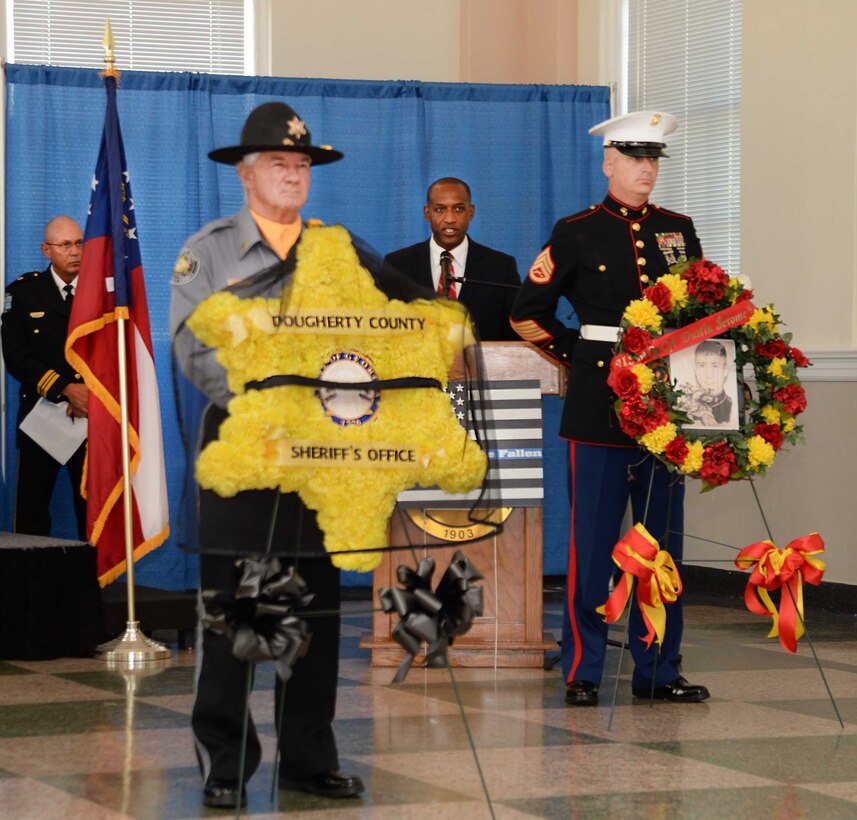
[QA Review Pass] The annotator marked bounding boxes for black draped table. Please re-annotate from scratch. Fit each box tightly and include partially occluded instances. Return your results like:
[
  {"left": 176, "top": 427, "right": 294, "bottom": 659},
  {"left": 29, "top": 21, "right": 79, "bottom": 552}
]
[{"left": 0, "top": 532, "right": 105, "bottom": 659}]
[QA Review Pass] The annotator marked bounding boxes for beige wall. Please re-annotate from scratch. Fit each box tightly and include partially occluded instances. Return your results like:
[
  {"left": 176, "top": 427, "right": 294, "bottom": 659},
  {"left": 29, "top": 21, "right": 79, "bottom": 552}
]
[
  {"left": 268, "top": 0, "right": 579, "bottom": 84},
  {"left": 265, "top": 0, "right": 857, "bottom": 585},
  {"left": 685, "top": 0, "right": 857, "bottom": 585}
]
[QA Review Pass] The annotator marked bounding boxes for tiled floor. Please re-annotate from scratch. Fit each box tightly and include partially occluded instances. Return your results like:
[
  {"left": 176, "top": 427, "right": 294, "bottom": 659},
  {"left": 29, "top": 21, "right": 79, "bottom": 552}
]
[{"left": 0, "top": 596, "right": 855, "bottom": 818}]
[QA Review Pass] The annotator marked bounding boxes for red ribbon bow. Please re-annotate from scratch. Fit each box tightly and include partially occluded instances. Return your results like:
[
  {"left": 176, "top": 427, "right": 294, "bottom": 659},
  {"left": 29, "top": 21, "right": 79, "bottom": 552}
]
[
  {"left": 597, "top": 523, "right": 682, "bottom": 650},
  {"left": 735, "top": 533, "right": 825, "bottom": 653}
]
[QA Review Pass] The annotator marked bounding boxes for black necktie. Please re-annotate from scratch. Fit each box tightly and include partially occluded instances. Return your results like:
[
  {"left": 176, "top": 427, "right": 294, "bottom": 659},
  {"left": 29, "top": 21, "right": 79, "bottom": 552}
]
[{"left": 63, "top": 284, "right": 74, "bottom": 311}]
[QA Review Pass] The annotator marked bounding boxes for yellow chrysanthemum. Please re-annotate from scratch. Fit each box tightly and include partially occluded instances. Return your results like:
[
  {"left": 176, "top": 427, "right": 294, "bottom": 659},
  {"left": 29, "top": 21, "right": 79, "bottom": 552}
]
[
  {"left": 747, "top": 435, "right": 776, "bottom": 469},
  {"left": 760, "top": 405, "right": 781, "bottom": 425},
  {"left": 623, "top": 298, "right": 663, "bottom": 332},
  {"left": 189, "top": 225, "right": 486, "bottom": 572},
  {"left": 782, "top": 414, "right": 796, "bottom": 432},
  {"left": 679, "top": 440, "right": 704, "bottom": 474},
  {"left": 658, "top": 273, "right": 689, "bottom": 308},
  {"left": 746, "top": 306, "right": 777, "bottom": 333},
  {"left": 767, "top": 357, "right": 787, "bottom": 379},
  {"left": 631, "top": 364, "right": 655, "bottom": 394},
  {"left": 640, "top": 422, "right": 677, "bottom": 454}
]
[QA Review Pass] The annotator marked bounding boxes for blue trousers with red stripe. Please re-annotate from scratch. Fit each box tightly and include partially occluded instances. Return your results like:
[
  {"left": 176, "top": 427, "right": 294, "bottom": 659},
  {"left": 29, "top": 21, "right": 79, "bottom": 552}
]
[{"left": 562, "top": 441, "right": 685, "bottom": 689}]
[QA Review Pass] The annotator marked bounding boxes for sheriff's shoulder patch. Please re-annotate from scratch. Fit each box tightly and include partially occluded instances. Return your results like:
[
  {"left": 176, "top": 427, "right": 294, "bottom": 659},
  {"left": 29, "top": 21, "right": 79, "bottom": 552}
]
[
  {"left": 172, "top": 247, "right": 200, "bottom": 286},
  {"left": 528, "top": 246, "right": 556, "bottom": 285},
  {"left": 3, "top": 293, "right": 11, "bottom": 312}
]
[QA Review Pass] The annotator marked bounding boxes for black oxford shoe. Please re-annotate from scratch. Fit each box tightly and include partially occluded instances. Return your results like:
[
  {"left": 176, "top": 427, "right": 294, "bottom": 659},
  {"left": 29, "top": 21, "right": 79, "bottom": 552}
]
[
  {"left": 565, "top": 679, "right": 599, "bottom": 706},
  {"left": 203, "top": 780, "right": 247, "bottom": 809},
  {"left": 280, "top": 770, "right": 365, "bottom": 798},
  {"left": 632, "top": 675, "right": 710, "bottom": 702}
]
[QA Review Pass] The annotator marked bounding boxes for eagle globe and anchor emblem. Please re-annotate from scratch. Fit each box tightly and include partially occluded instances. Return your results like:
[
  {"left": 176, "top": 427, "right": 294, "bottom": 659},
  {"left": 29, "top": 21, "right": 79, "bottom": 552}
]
[{"left": 316, "top": 350, "right": 510, "bottom": 541}]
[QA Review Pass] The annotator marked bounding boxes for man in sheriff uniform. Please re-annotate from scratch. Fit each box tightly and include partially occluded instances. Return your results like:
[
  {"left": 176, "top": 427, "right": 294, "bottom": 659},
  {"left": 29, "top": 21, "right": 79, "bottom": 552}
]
[
  {"left": 170, "top": 102, "right": 367, "bottom": 810},
  {"left": 511, "top": 111, "right": 710, "bottom": 707},
  {"left": 1, "top": 215, "right": 88, "bottom": 540}
]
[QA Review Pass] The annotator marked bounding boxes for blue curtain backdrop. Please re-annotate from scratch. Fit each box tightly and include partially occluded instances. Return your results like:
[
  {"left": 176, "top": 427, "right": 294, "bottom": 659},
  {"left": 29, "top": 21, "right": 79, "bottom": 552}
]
[{"left": 4, "top": 65, "right": 610, "bottom": 591}]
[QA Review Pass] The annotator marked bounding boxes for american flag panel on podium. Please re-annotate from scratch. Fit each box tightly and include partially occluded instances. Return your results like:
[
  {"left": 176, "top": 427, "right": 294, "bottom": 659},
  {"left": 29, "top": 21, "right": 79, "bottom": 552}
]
[{"left": 397, "top": 379, "right": 544, "bottom": 509}]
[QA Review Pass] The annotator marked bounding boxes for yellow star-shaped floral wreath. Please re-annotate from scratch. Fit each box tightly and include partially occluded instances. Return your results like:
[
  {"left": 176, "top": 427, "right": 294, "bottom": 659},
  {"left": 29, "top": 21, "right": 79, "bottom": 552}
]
[{"left": 187, "top": 225, "right": 487, "bottom": 571}]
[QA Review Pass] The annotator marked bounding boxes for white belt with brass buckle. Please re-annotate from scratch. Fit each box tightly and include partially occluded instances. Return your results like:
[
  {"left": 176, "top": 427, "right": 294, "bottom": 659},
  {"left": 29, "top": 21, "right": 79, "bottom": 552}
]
[{"left": 579, "top": 324, "right": 622, "bottom": 343}]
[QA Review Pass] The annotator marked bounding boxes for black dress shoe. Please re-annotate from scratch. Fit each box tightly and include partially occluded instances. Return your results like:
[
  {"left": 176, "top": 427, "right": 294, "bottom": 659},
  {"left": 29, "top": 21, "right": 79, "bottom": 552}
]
[
  {"left": 565, "top": 679, "right": 599, "bottom": 706},
  {"left": 203, "top": 780, "right": 247, "bottom": 809},
  {"left": 632, "top": 675, "right": 710, "bottom": 702},
  {"left": 280, "top": 770, "right": 365, "bottom": 798}
]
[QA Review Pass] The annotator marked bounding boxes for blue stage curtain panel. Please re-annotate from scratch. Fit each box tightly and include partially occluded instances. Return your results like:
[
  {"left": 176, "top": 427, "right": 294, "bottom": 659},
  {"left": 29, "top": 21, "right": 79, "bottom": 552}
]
[{"left": 4, "top": 65, "right": 609, "bottom": 589}]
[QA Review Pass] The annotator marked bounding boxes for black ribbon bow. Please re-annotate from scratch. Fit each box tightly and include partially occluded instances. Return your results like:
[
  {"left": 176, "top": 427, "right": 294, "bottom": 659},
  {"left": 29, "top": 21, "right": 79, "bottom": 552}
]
[
  {"left": 201, "top": 556, "right": 314, "bottom": 682},
  {"left": 379, "top": 550, "right": 484, "bottom": 683}
]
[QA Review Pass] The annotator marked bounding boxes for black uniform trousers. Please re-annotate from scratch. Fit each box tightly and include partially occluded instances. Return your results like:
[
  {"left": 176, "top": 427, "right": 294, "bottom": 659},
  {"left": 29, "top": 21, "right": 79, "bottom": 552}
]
[
  {"left": 14, "top": 435, "right": 87, "bottom": 541},
  {"left": 192, "top": 405, "right": 341, "bottom": 786}
]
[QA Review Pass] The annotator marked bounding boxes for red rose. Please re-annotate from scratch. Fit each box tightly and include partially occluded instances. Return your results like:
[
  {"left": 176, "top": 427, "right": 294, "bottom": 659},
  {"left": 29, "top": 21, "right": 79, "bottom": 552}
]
[
  {"left": 788, "top": 346, "right": 810, "bottom": 367},
  {"left": 753, "top": 423, "right": 783, "bottom": 451},
  {"left": 645, "top": 282, "right": 672, "bottom": 313},
  {"left": 700, "top": 441, "right": 738, "bottom": 486},
  {"left": 735, "top": 288, "right": 754, "bottom": 303},
  {"left": 641, "top": 399, "right": 670, "bottom": 432},
  {"left": 619, "top": 396, "right": 649, "bottom": 438},
  {"left": 682, "top": 259, "right": 729, "bottom": 304},
  {"left": 608, "top": 368, "right": 640, "bottom": 400},
  {"left": 774, "top": 383, "right": 807, "bottom": 416},
  {"left": 622, "top": 326, "right": 653, "bottom": 356},
  {"left": 755, "top": 339, "right": 787, "bottom": 359},
  {"left": 664, "top": 435, "right": 689, "bottom": 466}
]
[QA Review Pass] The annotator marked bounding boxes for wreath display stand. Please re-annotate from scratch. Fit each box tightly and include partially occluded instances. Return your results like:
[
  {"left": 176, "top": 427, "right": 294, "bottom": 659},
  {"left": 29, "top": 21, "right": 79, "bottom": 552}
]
[{"left": 603, "top": 260, "right": 842, "bottom": 727}]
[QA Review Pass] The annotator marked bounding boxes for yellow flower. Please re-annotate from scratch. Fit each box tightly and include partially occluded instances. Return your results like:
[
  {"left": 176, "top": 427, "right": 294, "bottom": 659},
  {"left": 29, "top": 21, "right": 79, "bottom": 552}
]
[
  {"left": 631, "top": 364, "right": 655, "bottom": 394},
  {"left": 782, "top": 413, "right": 796, "bottom": 432},
  {"left": 760, "top": 405, "right": 781, "bottom": 425},
  {"left": 658, "top": 273, "right": 688, "bottom": 308},
  {"left": 623, "top": 298, "right": 663, "bottom": 332},
  {"left": 747, "top": 435, "right": 776, "bottom": 469},
  {"left": 640, "top": 422, "right": 677, "bottom": 454},
  {"left": 746, "top": 306, "right": 777, "bottom": 333},
  {"left": 189, "top": 225, "right": 487, "bottom": 572},
  {"left": 680, "top": 440, "right": 704, "bottom": 474},
  {"left": 767, "top": 357, "right": 787, "bottom": 379}
]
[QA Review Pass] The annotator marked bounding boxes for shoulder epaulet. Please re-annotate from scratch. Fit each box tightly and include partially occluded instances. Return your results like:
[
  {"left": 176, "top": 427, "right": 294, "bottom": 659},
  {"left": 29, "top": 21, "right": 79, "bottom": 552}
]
[
  {"left": 650, "top": 203, "right": 693, "bottom": 220},
  {"left": 187, "top": 214, "right": 238, "bottom": 244},
  {"left": 9, "top": 270, "right": 41, "bottom": 287},
  {"left": 563, "top": 203, "right": 601, "bottom": 224}
]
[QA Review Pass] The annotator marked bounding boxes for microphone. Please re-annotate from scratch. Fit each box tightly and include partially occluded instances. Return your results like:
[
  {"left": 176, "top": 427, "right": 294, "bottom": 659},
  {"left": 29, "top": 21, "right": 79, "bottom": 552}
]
[{"left": 440, "top": 251, "right": 453, "bottom": 297}]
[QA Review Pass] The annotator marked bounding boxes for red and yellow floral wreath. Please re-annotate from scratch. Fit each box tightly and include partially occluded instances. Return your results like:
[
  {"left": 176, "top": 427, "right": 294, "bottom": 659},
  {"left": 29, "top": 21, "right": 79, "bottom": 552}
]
[{"left": 609, "top": 259, "right": 810, "bottom": 489}]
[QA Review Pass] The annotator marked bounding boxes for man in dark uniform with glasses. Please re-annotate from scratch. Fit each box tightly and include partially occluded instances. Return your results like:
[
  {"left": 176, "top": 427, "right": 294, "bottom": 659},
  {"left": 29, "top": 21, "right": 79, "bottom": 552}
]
[{"left": 1, "top": 215, "right": 88, "bottom": 539}]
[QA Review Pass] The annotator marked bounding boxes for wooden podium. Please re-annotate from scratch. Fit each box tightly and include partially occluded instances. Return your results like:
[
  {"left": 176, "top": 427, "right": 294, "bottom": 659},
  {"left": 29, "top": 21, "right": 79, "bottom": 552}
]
[{"left": 360, "top": 342, "right": 564, "bottom": 668}]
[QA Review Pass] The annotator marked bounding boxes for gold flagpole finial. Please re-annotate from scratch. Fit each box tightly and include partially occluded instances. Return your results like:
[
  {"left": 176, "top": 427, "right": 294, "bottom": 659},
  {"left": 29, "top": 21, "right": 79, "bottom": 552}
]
[{"left": 100, "top": 17, "right": 121, "bottom": 81}]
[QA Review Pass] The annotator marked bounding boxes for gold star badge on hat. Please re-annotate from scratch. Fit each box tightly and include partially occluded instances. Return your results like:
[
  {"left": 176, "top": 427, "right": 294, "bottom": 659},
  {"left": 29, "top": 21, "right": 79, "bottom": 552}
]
[{"left": 287, "top": 116, "right": 307, "bottom": 138}]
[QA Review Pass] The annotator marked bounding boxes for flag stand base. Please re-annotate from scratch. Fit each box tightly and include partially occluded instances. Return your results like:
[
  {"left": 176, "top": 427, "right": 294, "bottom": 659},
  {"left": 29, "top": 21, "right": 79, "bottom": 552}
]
[{"left": 98, "top": 621, "right": 171, "bottom": 667}]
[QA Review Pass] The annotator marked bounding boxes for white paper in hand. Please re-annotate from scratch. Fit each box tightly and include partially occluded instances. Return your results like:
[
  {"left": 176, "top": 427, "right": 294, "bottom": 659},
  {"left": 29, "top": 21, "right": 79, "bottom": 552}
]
[{"left": 19, "top": 398, "right": 87, "bottom": 464}]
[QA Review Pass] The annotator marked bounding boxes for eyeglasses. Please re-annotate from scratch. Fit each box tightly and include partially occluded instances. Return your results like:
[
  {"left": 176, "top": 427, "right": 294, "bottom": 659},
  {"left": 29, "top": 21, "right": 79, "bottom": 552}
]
[{"left": 45, "top": 240, "right": 84, "bottom": 251}]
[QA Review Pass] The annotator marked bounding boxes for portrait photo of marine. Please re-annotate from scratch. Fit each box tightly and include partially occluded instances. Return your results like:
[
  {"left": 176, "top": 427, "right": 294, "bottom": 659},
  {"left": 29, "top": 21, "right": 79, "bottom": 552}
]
[{"left": 671, "top": 338, "right": 740, "bottom": 432}]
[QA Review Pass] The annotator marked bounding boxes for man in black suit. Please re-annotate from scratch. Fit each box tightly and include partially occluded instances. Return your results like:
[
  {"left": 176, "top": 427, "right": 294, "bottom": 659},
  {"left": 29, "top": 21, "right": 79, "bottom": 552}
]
[
  {"left": 1, "top": 215, "right": 88, "bottom": 539},
  {"left": 384, "top": 177, "right": 520, "bottom": 341}
]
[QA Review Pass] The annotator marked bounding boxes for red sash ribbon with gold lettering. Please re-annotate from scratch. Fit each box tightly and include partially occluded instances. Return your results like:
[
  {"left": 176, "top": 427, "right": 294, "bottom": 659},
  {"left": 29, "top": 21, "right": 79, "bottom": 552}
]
[
  {"left": 597, "top": 523, "right": 682, "bottom": 649},
  {"left": 735, "top": 533, "right": 825, "bottom": 653},
  {"left": 611, "top": 300, "right": 757, "bottom": 373}
]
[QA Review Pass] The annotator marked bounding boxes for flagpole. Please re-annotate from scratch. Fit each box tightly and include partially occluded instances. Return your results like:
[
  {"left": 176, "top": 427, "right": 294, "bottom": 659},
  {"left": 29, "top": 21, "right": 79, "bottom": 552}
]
[{"left": 95, "top": 19, "right": 170, "bottom": 666}]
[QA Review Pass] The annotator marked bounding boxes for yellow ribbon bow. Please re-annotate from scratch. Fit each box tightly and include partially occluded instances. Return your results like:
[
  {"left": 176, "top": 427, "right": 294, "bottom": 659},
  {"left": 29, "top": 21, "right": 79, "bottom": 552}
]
[
  {"left": 735, "top": 533, "right": 825, "bottom": 653},
  {"left": 597, "top": 523, "right": 682, "bottom": 649}
]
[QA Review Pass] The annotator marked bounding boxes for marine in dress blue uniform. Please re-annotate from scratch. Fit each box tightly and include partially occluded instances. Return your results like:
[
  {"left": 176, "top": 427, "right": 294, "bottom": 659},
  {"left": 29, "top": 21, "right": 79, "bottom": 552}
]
[{"left": 511, "top": 111, "right": 710, "bottom": 706}]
